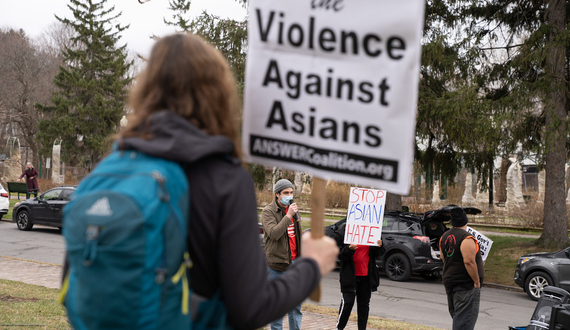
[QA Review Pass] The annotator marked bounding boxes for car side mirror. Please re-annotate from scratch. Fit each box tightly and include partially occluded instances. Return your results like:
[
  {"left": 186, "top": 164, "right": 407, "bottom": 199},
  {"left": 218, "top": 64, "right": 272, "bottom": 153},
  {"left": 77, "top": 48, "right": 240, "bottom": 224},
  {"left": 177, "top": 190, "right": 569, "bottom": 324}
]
[{"left": 566, "top": 250, "right": 570, "bottom": 259}]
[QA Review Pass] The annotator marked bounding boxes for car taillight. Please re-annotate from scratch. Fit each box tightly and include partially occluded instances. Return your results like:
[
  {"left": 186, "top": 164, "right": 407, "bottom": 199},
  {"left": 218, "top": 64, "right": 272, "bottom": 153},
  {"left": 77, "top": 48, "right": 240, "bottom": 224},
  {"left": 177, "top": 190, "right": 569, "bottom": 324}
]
[
  {"left": 0, "top": 193, "right": 7, "bottom": 198},
  {"left": 259, "top": 227, "right": 264, "bottom": 234},
  {"left": 413, "top": 236, "right": 430, "bottom": 243}
]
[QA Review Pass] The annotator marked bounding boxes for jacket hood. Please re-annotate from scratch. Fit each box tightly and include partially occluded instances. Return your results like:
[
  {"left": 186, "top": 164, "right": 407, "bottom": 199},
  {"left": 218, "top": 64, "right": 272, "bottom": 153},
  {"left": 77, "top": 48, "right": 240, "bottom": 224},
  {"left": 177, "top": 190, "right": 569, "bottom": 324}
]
[{"left": 121, "top": 110, "right": 236, "bottom": 164}]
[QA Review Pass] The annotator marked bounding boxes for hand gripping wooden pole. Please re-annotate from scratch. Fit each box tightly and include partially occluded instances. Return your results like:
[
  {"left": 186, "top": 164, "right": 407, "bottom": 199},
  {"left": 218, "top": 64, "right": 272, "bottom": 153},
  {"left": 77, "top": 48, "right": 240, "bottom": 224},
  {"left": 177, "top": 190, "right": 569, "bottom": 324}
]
[{"left": 309, "top": 177, "right": 326, "bottom": 302}]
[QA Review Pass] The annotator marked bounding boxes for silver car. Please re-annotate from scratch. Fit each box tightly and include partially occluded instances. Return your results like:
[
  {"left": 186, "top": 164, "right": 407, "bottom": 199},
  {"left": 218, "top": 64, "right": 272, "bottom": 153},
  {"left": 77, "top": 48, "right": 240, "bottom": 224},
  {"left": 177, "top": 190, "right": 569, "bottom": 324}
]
[{"left": 514, "top": 247, "right": 570, "bottom": 300}]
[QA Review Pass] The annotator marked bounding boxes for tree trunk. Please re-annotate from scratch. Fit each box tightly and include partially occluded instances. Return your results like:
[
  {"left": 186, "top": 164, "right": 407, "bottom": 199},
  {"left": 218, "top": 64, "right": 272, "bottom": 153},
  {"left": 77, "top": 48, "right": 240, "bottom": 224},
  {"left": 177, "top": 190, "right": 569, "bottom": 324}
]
[
  {"left": 385, "top": 192, "right": 402, "bottom": 212},
  {"left": 488, "top": 158, "right": 494, "bottom": 209},
  {"left": 497, "top": 158, "right": 511, "bottom": 203},
  {"left": 539, "top": 0, "right": 569, "bottom": 249}
]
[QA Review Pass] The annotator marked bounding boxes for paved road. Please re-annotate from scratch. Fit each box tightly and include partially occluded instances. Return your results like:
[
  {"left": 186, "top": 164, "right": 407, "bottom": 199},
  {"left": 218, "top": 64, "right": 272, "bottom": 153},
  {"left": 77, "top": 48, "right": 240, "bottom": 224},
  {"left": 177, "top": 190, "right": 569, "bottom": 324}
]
[
  {"left": 0, "top": 219, "right": 66, "bottom": 265},
  {"left": 314, "top": 270, "right": 536, "bottom": 329},
  {"left": 1, "top": 219, "right": 537, "bottom": 329}
]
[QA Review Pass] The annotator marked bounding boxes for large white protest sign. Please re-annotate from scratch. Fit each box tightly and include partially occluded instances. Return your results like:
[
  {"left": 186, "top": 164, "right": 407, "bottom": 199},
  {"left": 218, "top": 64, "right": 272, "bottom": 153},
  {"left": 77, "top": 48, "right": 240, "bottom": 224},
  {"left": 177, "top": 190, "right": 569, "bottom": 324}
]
[
  {"left": 466, "top": 226, "right": 493, "bottom": 261},
  {"left": 344, "top": 187, "right": 386, "bottom": 246},
  {"left": 242, "top": 0, "right": 425, "bottom": 195}
]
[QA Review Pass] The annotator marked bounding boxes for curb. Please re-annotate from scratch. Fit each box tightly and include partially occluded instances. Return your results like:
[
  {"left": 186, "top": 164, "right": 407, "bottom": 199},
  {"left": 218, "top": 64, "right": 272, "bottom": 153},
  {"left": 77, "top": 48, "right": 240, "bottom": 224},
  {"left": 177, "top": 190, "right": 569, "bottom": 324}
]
[
  {"left": 482, "top": 282, "right": 523, "bottom": 292},
  {"left": 0, "top": 255, "right": 62, "bottom": 267}
]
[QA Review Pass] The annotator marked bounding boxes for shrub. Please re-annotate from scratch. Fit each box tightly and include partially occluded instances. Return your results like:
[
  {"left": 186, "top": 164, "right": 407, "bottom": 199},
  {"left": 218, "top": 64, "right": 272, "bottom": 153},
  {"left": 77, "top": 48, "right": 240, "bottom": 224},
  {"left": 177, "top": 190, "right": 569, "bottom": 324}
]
[
  {"left": 257, "top": 189, "right": 274, "bottom": 207},
  {"left": 325, "top": 181, "right": 351, "bottom": 208}
]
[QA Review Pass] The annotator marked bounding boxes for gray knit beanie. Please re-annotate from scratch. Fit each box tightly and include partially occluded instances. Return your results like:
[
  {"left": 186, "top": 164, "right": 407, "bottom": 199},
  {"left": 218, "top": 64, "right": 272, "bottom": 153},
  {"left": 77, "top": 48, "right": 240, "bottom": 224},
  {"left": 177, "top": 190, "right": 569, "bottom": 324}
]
[{"left": 274, "top": 179, "right": 294, "bottom": 194}]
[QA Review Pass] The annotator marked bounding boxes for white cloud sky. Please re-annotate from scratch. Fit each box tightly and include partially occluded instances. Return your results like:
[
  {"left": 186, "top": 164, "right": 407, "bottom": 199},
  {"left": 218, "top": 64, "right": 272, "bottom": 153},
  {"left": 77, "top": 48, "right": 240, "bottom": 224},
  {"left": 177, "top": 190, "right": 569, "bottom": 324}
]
[{"left": 0, "top": 0, "right": 247, "bottom": 56}]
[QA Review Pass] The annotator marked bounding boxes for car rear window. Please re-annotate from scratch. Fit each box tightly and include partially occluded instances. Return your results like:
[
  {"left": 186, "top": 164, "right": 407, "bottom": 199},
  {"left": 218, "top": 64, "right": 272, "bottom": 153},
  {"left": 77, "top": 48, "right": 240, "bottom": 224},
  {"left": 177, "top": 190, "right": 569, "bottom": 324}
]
[{"left": 393, "top": 219, "right": 423, "bottom": 235}]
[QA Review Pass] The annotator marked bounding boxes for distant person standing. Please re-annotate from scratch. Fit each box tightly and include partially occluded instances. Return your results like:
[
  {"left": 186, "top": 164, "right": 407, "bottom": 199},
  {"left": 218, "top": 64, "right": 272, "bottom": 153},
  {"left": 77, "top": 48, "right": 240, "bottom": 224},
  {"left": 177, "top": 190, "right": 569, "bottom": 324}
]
[
  {"left": 335, "top": 222, "right": 384, "bottom": 330},
  {"left": 439, "top": 207, "right": 484, "bottom": 330},
  {"left": 261, "top": 178, "right": 303, "bottom": 330},
  {"left": 18, "top": 162, "right": 39, "bottom": 199}
]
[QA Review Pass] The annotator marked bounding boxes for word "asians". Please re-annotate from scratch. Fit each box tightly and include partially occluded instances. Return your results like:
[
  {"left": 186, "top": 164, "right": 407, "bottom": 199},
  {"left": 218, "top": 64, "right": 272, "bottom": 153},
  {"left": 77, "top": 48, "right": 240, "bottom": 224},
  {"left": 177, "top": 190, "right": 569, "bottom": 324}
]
[
  {"left": 266, "top": 101, "right": 381, "bottom": 147},
  {"left": 344, "top": 224, "right": 380, "bottom": 245}
]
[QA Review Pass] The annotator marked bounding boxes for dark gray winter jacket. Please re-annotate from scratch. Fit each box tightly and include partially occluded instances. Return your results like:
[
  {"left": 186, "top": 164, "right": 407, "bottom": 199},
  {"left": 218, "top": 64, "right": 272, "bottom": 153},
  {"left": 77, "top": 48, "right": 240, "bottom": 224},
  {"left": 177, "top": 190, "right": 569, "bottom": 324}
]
[{"left": 122, "top": 111, "right": 320, "bottom": 329}]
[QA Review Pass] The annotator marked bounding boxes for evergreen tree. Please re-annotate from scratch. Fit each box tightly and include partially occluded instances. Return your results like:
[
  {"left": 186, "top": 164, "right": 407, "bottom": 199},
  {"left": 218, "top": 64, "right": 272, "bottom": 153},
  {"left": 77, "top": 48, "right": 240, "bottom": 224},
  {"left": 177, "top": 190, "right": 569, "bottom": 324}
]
[
  {"left": 189, "top": 13, "right": 247, "bottom": 98},
  {"left": 36, "top": 0, "right": 132, "bottom": 166},
  {"left": 415, "top": 1, "right": 510, "bottom": 203},
  {"left": 160, "top": 0, "right": 247, "bottom": 97},
  {"left": 459, "top": 0, "right": 570, "bottom": 248},
  {"left": 164, "top": 0, "right": 192, "bottom": 33}
]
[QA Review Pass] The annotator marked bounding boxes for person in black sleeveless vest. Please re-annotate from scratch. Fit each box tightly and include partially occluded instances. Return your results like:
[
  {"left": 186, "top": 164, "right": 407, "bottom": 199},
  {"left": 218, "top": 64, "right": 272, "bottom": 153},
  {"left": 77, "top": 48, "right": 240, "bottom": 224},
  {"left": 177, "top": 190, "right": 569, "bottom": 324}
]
[{"left": 438, "top": 207, "right": 484, "bottom": 330}]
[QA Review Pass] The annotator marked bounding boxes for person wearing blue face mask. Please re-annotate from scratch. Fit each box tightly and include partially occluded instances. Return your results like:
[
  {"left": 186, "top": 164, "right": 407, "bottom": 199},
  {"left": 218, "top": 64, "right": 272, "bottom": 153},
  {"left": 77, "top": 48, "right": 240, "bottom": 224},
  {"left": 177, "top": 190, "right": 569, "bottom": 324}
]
[{"left": 261, "top": 178, "right": 303, "bottom": 330}]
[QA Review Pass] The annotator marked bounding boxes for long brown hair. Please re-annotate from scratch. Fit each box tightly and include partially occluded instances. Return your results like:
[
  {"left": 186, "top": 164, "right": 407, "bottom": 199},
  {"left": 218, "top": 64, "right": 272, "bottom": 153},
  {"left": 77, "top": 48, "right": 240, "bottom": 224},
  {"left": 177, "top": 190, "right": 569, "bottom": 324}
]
[{"left": 117, "top": 33, "right": 242, "bottom": 160}]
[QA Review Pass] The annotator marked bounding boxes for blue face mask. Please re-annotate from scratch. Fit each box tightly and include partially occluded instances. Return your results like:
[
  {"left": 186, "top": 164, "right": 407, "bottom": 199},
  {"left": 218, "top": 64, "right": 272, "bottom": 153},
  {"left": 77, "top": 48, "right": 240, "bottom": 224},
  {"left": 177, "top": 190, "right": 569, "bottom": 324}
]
[{"left": 280, "top": 195, "right": 293, "bottom": 206}]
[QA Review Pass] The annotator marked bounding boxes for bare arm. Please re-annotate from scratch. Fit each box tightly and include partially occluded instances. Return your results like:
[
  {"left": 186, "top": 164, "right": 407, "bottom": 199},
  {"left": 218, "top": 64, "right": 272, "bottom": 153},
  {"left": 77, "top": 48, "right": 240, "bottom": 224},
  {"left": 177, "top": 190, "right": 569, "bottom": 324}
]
[
  {"left": 438, "top": 237, "right": 445, "bottom": 262},
  {"left": 460, "top": 237, "right": 480, "bottom": 288}
]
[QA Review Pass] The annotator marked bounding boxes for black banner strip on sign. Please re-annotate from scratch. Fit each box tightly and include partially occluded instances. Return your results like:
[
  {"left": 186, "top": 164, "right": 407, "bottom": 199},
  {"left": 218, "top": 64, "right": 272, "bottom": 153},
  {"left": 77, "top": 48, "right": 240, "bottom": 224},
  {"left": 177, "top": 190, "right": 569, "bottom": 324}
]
[{"left": 249, "top": 134, "right": 399, "bottom": 183}]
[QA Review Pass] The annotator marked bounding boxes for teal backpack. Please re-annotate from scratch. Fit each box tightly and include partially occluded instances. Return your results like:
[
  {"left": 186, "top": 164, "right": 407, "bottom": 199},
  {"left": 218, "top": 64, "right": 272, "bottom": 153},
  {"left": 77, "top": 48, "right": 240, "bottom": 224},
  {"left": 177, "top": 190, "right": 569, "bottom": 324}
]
[{"left": 59, "top": 149, "right": 191, "bottom": 329}]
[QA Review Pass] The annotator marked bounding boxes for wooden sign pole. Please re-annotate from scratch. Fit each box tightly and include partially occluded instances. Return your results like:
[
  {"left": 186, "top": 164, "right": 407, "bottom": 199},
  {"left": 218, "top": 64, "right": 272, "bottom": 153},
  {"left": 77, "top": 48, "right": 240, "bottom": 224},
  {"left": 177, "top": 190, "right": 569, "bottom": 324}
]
[{"left": 309, "top": 177, "right": 326, "bottom": 302}]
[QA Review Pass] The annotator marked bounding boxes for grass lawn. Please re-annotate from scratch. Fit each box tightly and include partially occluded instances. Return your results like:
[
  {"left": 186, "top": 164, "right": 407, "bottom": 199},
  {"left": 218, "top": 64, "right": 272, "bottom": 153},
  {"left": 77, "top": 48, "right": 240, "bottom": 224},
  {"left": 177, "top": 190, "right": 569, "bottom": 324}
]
[
  {"left": 0, "top": 279, "right": 69, "bottom": 329},
  {"left": 3, "top": 199, "right": 24, "bottom": 221},
  {"left": 483, "top": 235, "right": 556, "bottom": 286},
  {"left": 300, "top": 219, "right": 337, "bottom": 231}
]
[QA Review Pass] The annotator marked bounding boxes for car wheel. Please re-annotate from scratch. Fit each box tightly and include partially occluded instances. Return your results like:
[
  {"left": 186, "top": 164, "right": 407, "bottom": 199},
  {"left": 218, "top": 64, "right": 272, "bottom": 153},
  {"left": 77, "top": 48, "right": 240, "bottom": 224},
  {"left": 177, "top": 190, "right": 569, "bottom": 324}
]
[
  {"left": 16, "top": 210, "right": 33, "bottom": 231},
  {"left": 525, "top": 271, "right": 553, "bottom": 301},
  {"left": 420, "top": 270, "right": 442, "bottom": 281},
  {"left": 386, "top": 253, "right": 411, "bottom": 281}
]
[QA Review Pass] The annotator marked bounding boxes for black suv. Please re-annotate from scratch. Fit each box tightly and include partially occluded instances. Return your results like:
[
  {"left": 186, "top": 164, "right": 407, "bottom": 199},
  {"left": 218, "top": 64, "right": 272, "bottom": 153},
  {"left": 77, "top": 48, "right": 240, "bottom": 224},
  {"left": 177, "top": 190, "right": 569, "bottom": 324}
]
[
  {"left": 325, "top": 205, "right": 482, "bottom": 282},
  {"left": 514, "top": 247, "right": 570, "bottom": 300},
  {"left": 12, "top": 185, "right": 77, "bottom": 231}
]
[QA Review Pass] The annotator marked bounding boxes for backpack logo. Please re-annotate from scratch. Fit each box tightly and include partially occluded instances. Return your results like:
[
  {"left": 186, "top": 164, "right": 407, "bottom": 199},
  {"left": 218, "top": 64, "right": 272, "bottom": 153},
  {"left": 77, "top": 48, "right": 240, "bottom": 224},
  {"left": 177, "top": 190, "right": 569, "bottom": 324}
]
[{"left": 86, "top": 197, "right": 113, "bottom": 216}]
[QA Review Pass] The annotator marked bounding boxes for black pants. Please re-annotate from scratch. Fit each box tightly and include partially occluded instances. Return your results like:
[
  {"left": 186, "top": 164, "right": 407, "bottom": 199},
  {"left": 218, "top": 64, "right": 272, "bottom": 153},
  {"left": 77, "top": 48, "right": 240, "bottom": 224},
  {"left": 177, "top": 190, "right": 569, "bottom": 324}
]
[
  {"left": 336, "top": 276, "right": 371, "bottom": 330},
  {"left": 26, "top": 188, "right": 38, "bottom": 199}
]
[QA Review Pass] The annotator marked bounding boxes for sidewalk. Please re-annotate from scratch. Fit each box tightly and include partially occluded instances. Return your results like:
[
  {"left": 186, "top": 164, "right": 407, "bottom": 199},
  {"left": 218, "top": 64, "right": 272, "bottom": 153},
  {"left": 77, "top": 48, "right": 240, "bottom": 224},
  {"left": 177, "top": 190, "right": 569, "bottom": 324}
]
[
  {"left": 0, "top": 256, "right": 62, "bottom": 289},
  {"left": 0, "top": 256, "right": 358, "bottom": 330}
]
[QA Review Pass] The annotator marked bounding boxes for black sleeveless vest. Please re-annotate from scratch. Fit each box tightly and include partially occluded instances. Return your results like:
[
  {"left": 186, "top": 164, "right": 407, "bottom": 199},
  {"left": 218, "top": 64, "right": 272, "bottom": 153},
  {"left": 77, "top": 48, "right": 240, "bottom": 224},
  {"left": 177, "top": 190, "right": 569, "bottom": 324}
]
[{"left": 441, "top": 227, "right": 485, "bottom": 293}]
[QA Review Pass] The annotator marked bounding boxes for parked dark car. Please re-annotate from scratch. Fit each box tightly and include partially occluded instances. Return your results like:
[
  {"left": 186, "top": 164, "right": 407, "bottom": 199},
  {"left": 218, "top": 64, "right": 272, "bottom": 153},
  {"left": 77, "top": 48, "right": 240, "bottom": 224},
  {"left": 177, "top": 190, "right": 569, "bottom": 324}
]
[
  {"left": 322, "top": 205, "right": 482, "bottom": 282},
  {"left": 12, "top": 185, "right": 77, "bottom": 231},
  {"left": 514, "top": 247, "right": 570, "bottom": 300}
]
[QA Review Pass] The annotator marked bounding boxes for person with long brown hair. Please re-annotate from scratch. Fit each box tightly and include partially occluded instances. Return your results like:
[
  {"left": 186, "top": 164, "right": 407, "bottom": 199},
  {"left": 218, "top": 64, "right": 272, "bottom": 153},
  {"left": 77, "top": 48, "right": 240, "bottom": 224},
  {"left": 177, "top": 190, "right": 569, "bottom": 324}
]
[{"left": 117, "top": 33, "right": 338, "bottom": 329}]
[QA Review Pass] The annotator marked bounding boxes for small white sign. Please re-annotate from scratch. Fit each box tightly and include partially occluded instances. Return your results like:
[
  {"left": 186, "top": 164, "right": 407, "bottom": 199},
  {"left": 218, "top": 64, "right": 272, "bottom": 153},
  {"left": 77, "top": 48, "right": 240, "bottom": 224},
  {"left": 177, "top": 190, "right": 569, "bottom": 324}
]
[
  {"left": 466, "top": 226, "right": 493, "bottom": 261},
  {"left": 46, "top": 158, "right": 51, "bottom": 169},
  {"left": 242, "top": 0, "right": 425, "bottom": 195},
  {"left": 344, "top": 187, "right": 386, "bottom": 246}
]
